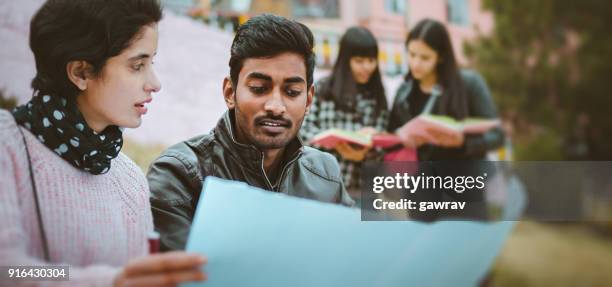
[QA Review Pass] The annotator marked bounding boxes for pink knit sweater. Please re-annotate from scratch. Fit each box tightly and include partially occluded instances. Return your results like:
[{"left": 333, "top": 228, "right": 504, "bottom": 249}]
[{"left": 0, "top": 110, "right": 153, "bottom": 286}]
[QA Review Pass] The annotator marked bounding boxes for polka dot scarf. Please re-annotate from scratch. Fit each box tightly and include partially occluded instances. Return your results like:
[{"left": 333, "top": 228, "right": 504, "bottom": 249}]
[{"left": 12, "top": 94, "right": 123, "bottom": 175}]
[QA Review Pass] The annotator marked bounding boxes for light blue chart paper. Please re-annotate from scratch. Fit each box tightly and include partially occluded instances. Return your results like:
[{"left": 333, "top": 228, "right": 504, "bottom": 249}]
[{"left": 184, "top": 177, "right": 516, "bottom": 287}]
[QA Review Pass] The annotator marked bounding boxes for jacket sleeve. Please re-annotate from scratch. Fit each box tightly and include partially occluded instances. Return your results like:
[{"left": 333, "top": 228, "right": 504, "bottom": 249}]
[
  {"left": 462, "top": 71, "right": 505, "bottom": 156},
  {"left": 339, "top": 185, "right": 355, "bottom": 207},
  {"left": 387, "top": 83, "right": 411, "bottom": 133},
  {"left": 322, "top": 152, "right": 355, "bottom": 207},
  {"left": 147, "top": 152, "right": 202, "bottom": 251}
]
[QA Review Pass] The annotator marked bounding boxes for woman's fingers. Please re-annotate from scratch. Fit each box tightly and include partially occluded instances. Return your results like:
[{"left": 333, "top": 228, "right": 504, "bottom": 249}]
[
  {"left": 124, "top": 252, "right": 207, "bottom": 277},
  {"left": 335, "top": 142, "right": 368, "bottom": 161},
  {"left": 122, "top": 269, "right": 207, "bottom": 287},
  {"left": 427, "top": 129, "right": 464, "bottom": 147},
  {"left": 348, "top": 142, "right": 368, "bottom": 150},
  {"left": 335, "top": 142, "right": 349, "bottom": 154},
  {"left": 335, "top": 143, "right": 353, "bottom": 159},
  {"left": 396, "top": 118, "right": 467, "bottom": 148},
  {"left": 336, "top": 143, "right": 354, "bottom": 159},
  {"left": 114, "top": 252, "right": 207, "bottom": 287},
  {"left": 415, "top": 129, "right": 440, "bottom": 146}
]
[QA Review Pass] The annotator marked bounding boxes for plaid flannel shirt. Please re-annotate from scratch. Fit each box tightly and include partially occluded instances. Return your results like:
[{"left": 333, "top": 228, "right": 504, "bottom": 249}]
[{"left": 300, "top": 81, "right": 388, "bottom": 191}]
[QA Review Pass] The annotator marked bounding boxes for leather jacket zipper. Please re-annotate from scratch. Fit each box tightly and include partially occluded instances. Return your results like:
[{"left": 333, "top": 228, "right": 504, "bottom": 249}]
[
  {"left": 259, "top": 149, "right": 303, "bottom": 192},
  {"left": 259, "top": 152, "right": 274, "bottom": 190},
  {"left": 272, "top": 150, "right": 302, "bottom": 192}
]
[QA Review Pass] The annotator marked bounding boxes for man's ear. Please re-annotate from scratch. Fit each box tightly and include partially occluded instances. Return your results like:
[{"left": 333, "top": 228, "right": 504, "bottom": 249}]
[
  {"left": 305, "top": 84, "right": 314, "bottom": 115},
  {"left": 223, "top": 77, "right": 235, "bottom": 109},
  {"left": 66, "top": 61, "right": 92, "bottom": 91}
]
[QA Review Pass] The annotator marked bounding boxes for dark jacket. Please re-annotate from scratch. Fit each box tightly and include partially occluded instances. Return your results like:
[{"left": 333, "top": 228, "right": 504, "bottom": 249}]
[
  {"left": 147, "top": 110, "right": 354, "bottom": 251},
  {"left": 388, "top": 69, "right": 504, "bottom": 160},
  {"left": 388, "top": 70, "right": 502, "bottom": 221}
]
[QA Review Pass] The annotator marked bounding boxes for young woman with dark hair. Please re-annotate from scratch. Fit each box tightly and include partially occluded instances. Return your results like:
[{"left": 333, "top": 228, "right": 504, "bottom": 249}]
[
  {"left": 300, "top": 26, "right": 388, "bottom": 198},
  {"left": 0, "top": 1, "right": 206, "bottom": 285},
  {"left": 388, "top": 19, "right": 504, "bottom": 221},
  {"left": 390, "top": 18, "right": 503, "bottom": 161}
]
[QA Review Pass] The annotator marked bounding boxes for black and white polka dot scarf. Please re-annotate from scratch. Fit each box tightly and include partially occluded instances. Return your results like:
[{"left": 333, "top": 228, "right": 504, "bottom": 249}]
[{"left": 12, "top": 94, "right": 123, "bottom": 175}]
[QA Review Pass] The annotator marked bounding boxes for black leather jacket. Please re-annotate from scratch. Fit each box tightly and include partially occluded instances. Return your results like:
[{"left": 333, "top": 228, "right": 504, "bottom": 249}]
[{"left": 147, "top": 110, "right": 354, "bottom": 251}]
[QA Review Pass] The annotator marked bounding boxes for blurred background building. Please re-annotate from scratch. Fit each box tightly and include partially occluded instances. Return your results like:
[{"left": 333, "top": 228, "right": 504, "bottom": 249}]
[{"left": 162, "top": 0, "right": 493, "bottom": 75}]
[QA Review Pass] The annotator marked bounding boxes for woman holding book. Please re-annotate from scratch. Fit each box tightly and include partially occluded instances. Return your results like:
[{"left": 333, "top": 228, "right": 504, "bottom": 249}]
[
  {"left": 389, "top": 19, "right": 504, "bottom": 220},
  {"left": 0, "top": 1, "right": 206, "bottom": 286},
  {"left": 300, "top": 27, "right": 388, "bottom": 200}
]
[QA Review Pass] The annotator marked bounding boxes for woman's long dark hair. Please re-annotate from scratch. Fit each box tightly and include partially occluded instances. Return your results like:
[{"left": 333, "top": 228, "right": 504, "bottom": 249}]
[
  {"left": 321, "top": 26, "right": 387, "bottom": 114},
  {"left": 405, "top": 19, "right": 468, "bottom": 119}
]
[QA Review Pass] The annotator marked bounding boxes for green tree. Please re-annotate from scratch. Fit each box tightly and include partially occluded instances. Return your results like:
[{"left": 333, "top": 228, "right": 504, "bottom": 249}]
[{"left": 465, "top": 0, "right": 612, "bottom": 160}]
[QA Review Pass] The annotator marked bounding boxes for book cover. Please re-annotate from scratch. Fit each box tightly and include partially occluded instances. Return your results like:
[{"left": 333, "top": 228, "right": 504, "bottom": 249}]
[
  {"left": 310, "top": 129, "right": 371, "bottom": 149},
  {"left": 310, "top": 129, "right": 402, "bottom": 149},
  {"left": 418, "top": 115, "right": 501, "bottom": 135}
]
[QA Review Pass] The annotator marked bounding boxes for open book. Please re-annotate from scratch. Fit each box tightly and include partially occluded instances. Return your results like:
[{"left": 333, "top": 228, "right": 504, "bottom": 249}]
[
  {"left": 415, "top": 115, "right": 501, "bottom": 135},
  {"left": 309, "top": 129, "right": 402, "bottom": 149}
]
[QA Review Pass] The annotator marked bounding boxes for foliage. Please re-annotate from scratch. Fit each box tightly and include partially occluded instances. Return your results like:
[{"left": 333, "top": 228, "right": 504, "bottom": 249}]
[{"left": 465, "top": 0, "right": 612, "bottom": 159}]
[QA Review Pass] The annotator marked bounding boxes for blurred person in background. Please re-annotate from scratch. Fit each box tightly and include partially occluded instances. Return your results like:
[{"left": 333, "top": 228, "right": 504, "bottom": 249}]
[
  {"left": 0, "top": 0, "right": 207, "bottom": 286},
  {"left": 388, "top": 19, "right": 504, "bottom": 221},
  {"left": 300, "top": 26, "right": 388, "bottom": 203}
]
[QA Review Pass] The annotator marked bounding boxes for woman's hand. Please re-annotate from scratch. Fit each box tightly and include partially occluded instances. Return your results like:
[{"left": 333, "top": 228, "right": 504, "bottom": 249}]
[
  {"left": 396, "top": 117, "right": 465, "bottom": 148},
  {"left": 429, "top": 129, "right": 465, "bottom": 148},
  {"left": 335, "top": 142, "right": 370, "bottom": 161},
  {"left": 395, "top": 120, "right": 439, "bottom": 148},
  {"left": 114, "top": 251, "right": 207, "bottom": 287}
]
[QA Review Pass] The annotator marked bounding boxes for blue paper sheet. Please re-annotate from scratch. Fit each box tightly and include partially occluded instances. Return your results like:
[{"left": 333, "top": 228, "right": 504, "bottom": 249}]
[{"left": 184, "top": 177, "right": 516, "bottom": 287}]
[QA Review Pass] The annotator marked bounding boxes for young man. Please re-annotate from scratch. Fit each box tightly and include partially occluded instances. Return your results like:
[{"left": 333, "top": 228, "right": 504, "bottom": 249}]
[{"left": 147, "top": 14, "right": 354, "bottom": 251}]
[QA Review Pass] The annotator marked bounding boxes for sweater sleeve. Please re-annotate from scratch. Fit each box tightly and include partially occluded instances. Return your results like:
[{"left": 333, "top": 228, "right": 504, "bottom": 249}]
[
  {"left": 147, "top": 152, "right": 201, "bottom": 252},
  {"left": 0, "top": 123, "right": 120, "bottom": 287}
]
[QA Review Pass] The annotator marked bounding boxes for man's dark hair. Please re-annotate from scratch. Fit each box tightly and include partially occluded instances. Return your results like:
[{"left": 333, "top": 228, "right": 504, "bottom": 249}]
[
  {"left": 229, "top": 14, "right": 316, "bottom": 88},
  {"left": 29, "top": 0, "right": 163, "bottom": 99}
]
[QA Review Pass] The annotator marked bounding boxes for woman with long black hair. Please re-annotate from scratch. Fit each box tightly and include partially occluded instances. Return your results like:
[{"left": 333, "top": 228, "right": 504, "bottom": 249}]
[
  {"left": 389, "top": 19, "right": 504, "bottom": 220},
  {"left": 300, "top": 26, "right": 388, "bottom": 199}
]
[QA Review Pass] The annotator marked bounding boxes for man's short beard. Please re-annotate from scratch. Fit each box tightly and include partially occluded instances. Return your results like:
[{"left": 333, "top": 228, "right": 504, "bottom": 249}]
[
  {"left": 250, "top": 134, "right": 291, "bottom": 150},
  {"left": 233, "top": 104, "right": 303, "bottom": 151}
]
